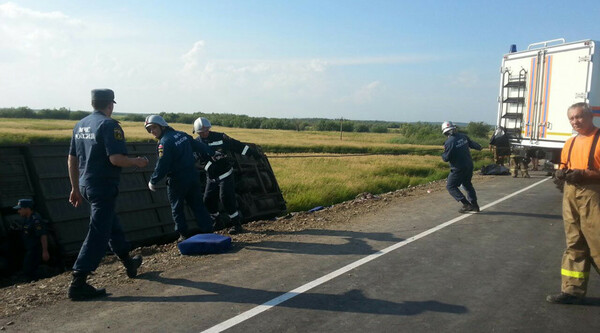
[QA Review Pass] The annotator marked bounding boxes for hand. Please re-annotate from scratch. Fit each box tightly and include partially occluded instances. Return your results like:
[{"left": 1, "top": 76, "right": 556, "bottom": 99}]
[
  {"left": 69, "top": 188, "right": 83, "bottom": 208},
  {"left": 136, "top": 156, "right": 149, "bottom": 168},
  {"left": 148, "top": 181, "right": 157, "bottom": 192},
  {"left": 553, "top": 177, "right": 565, "bottom": 193},
  {"left": 565, "top": 169, "right": 585, "bottom": 184},
  {"left": 554, "top": 169, "right": 567, "bottom": 180},
  {"left": 42, "top": 250, "right": 50, "bottom": 262},
  {"left": 212, "top": 151, "right": 225, "bottom": 162}
]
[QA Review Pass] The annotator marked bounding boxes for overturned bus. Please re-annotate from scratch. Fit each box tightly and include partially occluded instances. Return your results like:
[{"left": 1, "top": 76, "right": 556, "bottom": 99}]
[{"left": 0, "top": 142, "right": 286, "bottom": 277}]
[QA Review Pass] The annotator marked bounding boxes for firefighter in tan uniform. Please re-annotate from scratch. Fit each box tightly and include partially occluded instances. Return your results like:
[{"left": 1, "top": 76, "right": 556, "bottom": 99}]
[{"left": 547, "top": 102, "right": 600, "bottom": 304}]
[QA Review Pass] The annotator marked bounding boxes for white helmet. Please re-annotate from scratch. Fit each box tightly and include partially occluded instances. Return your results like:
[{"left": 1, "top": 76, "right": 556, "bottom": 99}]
[
  {"left": 441, "top": 121, "right": 456, "bottom": 135},
  {"left": 193, "top": 117, "right": 211, "bottom": 134},
  {"left": 144, "top": 115, "right": 169, "bottom": 132}
]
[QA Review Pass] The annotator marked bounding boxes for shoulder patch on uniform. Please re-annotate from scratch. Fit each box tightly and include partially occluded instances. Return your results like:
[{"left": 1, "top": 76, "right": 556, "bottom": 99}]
[
  {"left": 158, "top": 144, "right": 164, "bottom": 158},
  {"left": 114, "top": 127, "right": 124, "bottom": 141}
]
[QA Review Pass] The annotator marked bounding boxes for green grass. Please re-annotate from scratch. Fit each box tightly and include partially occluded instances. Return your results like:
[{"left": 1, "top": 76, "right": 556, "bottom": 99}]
[
  {"left": 270, "top": 153, "right": 493, "bottom": 212},
  {"left": 0, "top": 117, "right": 494, "bottom": 213}
]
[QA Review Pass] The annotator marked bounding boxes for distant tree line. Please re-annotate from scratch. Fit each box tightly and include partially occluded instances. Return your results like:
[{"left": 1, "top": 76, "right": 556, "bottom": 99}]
[{"left": 0, "top": 107, "right": 491, "bottom": 137}]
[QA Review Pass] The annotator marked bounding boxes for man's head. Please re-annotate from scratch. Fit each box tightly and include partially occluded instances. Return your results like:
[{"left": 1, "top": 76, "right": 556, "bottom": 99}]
[
  {"left": 144, "top": 115, "right": 170, "bottom": 139},
  {"left": 91, "top": 89, "right": 116, "bottom": 115},
  {"left": 441, "top": 121, "right": 456, "bottom": 136},
  {"left": 567, "top": 102, "right": 595, "bottom": 135},
  {"left": 193, "top": 117, "right": 212, "bottom": 139},
  {"left": 13, "top": 199, "right": 33, "bottom": 218}
]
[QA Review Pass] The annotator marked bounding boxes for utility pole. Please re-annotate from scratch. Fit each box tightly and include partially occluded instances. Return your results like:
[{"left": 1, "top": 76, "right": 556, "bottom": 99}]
[{"left": 340, "top": 117, "right": 343, "bottom": 140}]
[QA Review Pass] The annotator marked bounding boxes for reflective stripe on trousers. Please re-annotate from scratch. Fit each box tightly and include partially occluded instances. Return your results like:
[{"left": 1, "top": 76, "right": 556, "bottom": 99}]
[{"left": 560, "top": 183, "right": 600, "bottom": 296}]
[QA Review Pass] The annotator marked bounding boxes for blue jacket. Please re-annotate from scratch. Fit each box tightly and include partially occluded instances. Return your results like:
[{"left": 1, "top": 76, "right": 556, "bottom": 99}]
[
  {"left": 441, "top": 133, "right": 482, "bottom": 170},
  {"left": 150, "top": 128, "right": 213, "bottom": 185},
  {"left": 69, "top": 111, "right": 128, "bottom": 187}
]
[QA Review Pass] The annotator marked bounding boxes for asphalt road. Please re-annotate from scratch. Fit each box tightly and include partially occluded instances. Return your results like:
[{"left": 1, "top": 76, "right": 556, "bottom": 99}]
[{"left": 6, "top": 173, "right": 600, "bottom": 332}]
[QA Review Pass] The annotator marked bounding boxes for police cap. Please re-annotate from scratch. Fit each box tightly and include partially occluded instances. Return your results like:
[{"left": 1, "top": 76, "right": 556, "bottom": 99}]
[
  {"left": 13, "top": 199, "right": 34, "bottom": 210},
  {"left": 91, "top": 89, "right": 116, "bottom": 104}
]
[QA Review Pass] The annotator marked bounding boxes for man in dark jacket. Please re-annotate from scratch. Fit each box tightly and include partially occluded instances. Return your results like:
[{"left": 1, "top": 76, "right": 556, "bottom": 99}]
[
  {"left": 192, "top": 117, "right": 262, "bottom": 234},
  {"left": 441, "top": 121, "right": 483, "bottom": 213},
  {"left": 68, "top": 89, "right": 148, "bottom": 300},
  {"left": 145, "top": 115, "right": 215, "bottom": 240}
]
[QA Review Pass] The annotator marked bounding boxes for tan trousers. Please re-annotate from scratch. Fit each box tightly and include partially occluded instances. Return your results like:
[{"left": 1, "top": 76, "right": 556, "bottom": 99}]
[{"left": 561, "top": 183, "right": 600, "bottom": 296}]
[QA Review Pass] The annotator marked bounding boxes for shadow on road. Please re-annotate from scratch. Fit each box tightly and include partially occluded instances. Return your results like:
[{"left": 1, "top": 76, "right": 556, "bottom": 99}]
[
  {"left": 240, "top": 229, "right": 404, "bottom": 255},
  {"left": 101, "top": 271, "right": 468, "bottom": 316}
]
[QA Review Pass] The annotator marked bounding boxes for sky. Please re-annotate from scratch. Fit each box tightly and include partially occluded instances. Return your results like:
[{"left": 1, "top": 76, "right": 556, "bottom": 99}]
[{"left": 1, "top": 1, "right": 600, "bottom": 124}]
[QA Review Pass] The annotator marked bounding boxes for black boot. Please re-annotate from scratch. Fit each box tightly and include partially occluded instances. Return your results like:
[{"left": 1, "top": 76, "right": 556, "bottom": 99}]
[
  {"left": 458, "top": 199, "right": 472, "bottom": 213},
  {"left": 228, "top": 216, "right": 245, "bottom": 235},
  {"left": 68, "top": 271, "right": 107, "bottom": 301},
  {"left": 470, "top": 200, "right": 480, "bottom": 212},
  {"left": 118, "top": 253, "right": 143, "bottom": 278}
]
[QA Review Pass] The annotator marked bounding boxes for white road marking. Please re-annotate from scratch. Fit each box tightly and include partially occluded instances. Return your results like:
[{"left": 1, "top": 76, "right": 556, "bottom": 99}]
[{"left": 202, "top": 177, "right": 551, "bottom": 333}]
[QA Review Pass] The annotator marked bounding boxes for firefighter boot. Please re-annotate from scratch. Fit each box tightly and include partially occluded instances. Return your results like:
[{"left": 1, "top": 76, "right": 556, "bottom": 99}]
[
  {"left": 546, "top": 292, "right": 584, "bottom": 304},
  {"left": 68, "top": 271, "right": 107, "bottom": 300},
  {"left": 118, "top": 253, "right": 143, "bottom": 278}
]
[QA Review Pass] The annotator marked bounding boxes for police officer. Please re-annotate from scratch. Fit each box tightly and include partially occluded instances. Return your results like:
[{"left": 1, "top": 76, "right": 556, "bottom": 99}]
[
  {"left": 145, "top": 115, "right": 215, "bottom": 240},
  {"left": 13, "top": 199, "right": 49, "bottom": 281},
  {"left": 441, "top": 121, "right": 483, "bottom": 213},
  {"left": 68, "top": 89, "right": 149, "bottom": 300},
  {"left": 193, "top": 117, "right": 262, "bottom": 234}
]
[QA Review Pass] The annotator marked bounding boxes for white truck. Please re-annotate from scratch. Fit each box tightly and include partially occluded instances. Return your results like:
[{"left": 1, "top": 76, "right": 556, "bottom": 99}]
[{"left": 496, "top": 38, "right": 600, "bottom": 163}]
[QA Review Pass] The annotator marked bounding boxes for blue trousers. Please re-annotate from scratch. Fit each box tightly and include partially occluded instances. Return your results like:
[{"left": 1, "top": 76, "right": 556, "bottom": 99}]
[
  {"left": 167, "top": 176, "right": 213, "bottom": 235},
  {"left": 204, "top": 174, "right": 238, "bottom": 217},
  {"left": 73, "top": 184, "right": 130, "bottom": 272},
  {"left": 446, "top": 167, "right": 477, "bottom": 203}
]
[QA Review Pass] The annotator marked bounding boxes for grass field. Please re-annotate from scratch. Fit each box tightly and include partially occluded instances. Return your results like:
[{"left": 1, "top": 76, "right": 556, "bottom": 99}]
[{"left": 0, "top": 117, "right": 493, "bottom": 212}]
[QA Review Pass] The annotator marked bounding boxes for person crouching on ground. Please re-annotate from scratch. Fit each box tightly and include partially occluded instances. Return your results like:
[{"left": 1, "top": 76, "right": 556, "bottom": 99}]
[
  {"left": 441, "top": 121, "right": 482, "bottom": 213},
  {"left": 13, "top": 199, "right": 50, "bottom": 282}
]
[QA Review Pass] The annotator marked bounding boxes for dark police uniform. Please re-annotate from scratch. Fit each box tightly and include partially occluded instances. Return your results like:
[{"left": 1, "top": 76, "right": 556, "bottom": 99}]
[
  {"left": 442, "top": 132, "right": 482, "bottom": 204},
  {"left": 196, "top": 131, "right": 259, "bottom": 229},
  {"left": 21, "top": 212, "right": 47, "bottom": 279},
  {"left": 149, "top": 127, "right": 214, "bottom": 236},
  {"left": 68, "top": 110, "right": 131, "bottom": 273}
]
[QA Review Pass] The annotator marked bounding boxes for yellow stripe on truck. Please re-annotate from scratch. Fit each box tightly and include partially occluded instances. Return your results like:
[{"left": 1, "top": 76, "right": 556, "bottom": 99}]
[
  {"left": 561, "top": 269, "right": 589, "bottom": 279},
  {"left": 547, "top": 132, "right": 574, "bottom": 136}
]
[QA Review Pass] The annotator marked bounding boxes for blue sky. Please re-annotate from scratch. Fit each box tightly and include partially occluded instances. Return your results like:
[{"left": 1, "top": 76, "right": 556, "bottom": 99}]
[{"left": 1, "top": 1, "right": 599, "bottom": 123}]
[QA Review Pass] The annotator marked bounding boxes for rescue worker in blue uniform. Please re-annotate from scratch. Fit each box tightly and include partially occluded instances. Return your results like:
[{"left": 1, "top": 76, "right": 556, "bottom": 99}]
[
  {"left": 13, "top": 199, "right": 50, "bottom": 281},
  {"left": 68, "top": 89, "right": 149, "bottom": 300},
  {"left": 145, "top": 115, "right": 215, "bottom": 240},
  {"left": 441, "top": 121, "right": 483, "bottom": 213},
  {"left": 192, "top": 117, "right": 262, "bottom": 234}
]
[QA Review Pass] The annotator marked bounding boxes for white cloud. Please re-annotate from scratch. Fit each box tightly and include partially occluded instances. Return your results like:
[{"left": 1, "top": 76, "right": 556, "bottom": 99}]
[
  {"left": 337, "top": 81, "right": 383, "bottom": 105},
  {"left": 0, "top": 2, "right": 83, "bottom": 58},
  {"left": 181, "top": 40, "right": 206, "bottom": 71}
]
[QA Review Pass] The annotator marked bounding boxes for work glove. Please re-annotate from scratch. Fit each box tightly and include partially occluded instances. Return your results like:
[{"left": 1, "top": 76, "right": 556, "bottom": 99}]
[
  {"left": 565, "top": 169, "right": 585, "bottom": 185},
  {"left": 211, "top": 151, "right": 226, "bottom": 162},
  {"left": 554, "top": 169, "right": 567, "bottom": 180},
  {"left": 148, "top": 181, "right": 157, "bottom": 192}
]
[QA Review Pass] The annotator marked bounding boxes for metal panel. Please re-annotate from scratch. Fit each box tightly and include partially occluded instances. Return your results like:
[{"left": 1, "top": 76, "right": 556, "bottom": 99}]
[
  {"left": 0, "top": 147, "right": 34, "bottom": 208},
  {"left": 0, "top": 141, "right": 286, "bottom": 257}
]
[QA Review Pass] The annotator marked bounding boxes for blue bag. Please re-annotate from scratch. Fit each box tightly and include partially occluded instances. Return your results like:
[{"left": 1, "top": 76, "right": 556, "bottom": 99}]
[{"left": 178, "top": 234, "right": 232, "bottom": 255}]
